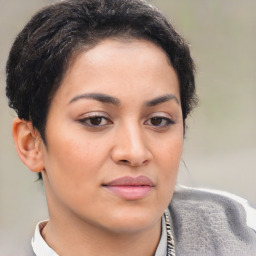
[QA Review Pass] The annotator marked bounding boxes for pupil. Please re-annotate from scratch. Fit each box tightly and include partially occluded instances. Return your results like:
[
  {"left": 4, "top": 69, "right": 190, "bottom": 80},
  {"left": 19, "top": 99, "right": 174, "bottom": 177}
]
[
  {"left": 91, "top": 117, "right": 102, "bottom": 125},
  {"left": 151, "top": 117, "right": 162, "bottom": 126}
]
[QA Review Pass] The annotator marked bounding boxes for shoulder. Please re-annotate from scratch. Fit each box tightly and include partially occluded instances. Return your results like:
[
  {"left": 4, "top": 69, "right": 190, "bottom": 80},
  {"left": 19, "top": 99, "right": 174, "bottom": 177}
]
[
  {"left": 172, "top": 185, "right": 256, "bottom": 231},
  {"left": 169, "top": 185, "right": 256, "bottom": 255}
]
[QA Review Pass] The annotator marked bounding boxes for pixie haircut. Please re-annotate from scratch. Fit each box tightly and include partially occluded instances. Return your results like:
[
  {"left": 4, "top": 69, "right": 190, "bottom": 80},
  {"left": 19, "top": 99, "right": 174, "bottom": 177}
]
[{"left": 6, "top": 0, "right": 197, "bottom": 143}]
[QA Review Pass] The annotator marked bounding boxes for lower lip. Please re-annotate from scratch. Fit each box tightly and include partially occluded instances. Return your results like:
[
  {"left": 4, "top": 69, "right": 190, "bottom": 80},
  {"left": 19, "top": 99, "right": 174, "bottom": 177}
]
[{"left": 104, "top": 185, "right": 153, "bottom": 200}]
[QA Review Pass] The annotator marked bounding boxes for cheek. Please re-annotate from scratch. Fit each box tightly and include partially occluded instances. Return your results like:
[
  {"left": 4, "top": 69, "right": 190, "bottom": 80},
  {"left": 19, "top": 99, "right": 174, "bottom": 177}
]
[
  {"left": 148, "top": 133, "right": 183, "bottom": 210},
  {"left": 155, "top": 133, "right": 183, "bottom": 181},
  {"left": 43, "top": 131, "right": 108, "bottom": 188},
  {"left": 42, "top": 134, "right": 110, "bottom": 212}
]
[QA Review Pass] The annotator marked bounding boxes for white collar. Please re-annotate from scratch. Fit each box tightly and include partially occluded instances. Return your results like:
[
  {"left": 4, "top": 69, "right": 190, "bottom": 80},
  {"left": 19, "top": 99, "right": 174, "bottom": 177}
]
[
  {"left": 31, "top": 216, "right": 167, "bottom": 256},
  {"left": 155, "top": 215, "right": 168, "bottom": 256},
  {"left": 31, "top": 220, "right": 58, "bottom": 256}
]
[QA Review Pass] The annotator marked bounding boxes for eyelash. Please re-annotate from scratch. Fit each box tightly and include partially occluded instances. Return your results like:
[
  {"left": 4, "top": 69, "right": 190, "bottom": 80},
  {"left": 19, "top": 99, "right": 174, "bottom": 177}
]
[
  {"left": 78, "top": 115, "right": 113, "bottom": 127},
  {"left": 144, "top": 116, "right": 175, "bottom": 128},
  {"left": 78, "top": 114, "right": 175, "bottom": 129}
]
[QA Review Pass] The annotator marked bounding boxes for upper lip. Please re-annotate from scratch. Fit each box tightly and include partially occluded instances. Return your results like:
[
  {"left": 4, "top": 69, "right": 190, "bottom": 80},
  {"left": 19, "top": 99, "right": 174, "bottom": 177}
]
[{"left": 104, "top": 175, "right": 154, "bottom": 186}]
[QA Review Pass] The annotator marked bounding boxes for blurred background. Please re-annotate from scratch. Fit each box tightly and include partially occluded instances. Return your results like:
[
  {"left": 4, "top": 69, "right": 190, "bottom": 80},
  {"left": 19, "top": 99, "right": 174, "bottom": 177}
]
[{"left": 0, "top": 0, "right": 255, "bottom": 254}]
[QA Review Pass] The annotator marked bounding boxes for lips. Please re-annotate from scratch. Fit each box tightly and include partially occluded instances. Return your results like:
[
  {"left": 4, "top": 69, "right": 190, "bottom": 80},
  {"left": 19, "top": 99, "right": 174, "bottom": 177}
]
[
  {"left": 103, "top": 176, "right": 154, "bottom": 200},
  {"left": 106, "top": 175, "right": 154, "bottom": 186}
]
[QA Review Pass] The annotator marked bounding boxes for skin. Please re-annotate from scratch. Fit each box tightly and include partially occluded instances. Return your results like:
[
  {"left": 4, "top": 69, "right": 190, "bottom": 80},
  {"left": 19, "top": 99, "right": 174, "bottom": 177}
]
[{"left": 13, "top": 39, "right": 183, "bottom": 256}]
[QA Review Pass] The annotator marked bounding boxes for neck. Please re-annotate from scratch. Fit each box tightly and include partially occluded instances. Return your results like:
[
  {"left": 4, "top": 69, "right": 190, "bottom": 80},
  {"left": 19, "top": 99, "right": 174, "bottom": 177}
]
[{"left": 42, "top": 214, "right": 161, "bottom": 256}]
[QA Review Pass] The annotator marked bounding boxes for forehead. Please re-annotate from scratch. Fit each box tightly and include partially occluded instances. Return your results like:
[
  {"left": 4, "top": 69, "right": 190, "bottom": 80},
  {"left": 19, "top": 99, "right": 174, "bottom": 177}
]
[{"left": 54, "top": 38, "right": 180, "bottom": 104}]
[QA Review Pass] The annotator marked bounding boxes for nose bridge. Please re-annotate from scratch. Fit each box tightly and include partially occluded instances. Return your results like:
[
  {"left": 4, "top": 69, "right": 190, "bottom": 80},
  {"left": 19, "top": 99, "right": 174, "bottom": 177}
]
[
  {"left": 124, "top": 122, "right": 144, "bottom": 151},
  {"left": 112, "top": 119, "right": 151, "bottom": 166}
]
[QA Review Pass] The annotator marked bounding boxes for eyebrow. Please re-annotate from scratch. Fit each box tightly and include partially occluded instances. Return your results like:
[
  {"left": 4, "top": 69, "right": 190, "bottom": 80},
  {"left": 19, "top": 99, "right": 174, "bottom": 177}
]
[
  {"left": 69, "top": 93, "right": 120, "bottom": 106},
  {"left": 69, "top": 92, "right": 179, "bottom": 106},
  {"left": 145, "top": 94, "right": 180, "bottom": 106}
]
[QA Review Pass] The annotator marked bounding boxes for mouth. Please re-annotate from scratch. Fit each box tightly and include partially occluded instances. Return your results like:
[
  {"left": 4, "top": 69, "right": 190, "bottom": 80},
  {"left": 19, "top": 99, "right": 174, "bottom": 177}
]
[{"left": 103, "top": 176, "right": 154, "bottom": 200}]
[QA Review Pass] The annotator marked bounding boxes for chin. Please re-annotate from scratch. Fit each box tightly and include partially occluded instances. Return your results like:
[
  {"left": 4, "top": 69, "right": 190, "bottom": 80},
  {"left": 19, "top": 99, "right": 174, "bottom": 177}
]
[{"left": 97, "top": 206, "right": 162, "bottom": 234}]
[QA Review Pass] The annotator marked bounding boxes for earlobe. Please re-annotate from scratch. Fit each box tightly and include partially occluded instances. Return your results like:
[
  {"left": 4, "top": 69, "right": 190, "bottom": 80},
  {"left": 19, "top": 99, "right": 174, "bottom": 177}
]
[{"left": 12, "top": 118, "right": 45, "bottom": 173}]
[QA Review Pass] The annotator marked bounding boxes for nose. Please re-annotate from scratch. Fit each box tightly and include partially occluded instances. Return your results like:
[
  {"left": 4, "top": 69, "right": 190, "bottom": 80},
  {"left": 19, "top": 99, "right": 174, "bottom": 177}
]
[{"left": 111, "top": 123, "right": 152, "bottom": 167}]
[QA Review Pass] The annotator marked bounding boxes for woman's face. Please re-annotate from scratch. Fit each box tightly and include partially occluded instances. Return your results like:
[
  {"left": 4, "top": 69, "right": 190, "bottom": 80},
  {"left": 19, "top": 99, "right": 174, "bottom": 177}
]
[{"left": 40, "top": 39, "right": 183, "bottom": 233}]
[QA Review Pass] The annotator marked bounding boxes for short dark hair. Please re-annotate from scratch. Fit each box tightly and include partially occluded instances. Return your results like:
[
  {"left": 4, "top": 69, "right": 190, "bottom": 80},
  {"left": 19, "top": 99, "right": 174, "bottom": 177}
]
[{"left": 6, "top": 0, "right": 197, "bottom": 142}]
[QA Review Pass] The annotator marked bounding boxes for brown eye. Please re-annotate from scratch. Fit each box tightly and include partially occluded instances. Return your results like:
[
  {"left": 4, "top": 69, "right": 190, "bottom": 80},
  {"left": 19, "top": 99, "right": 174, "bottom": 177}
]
[
  {"left": 89, "top": 117, "right": 103, "bottom": 126},
  {"left": 144, "top": 116, "right": 175, "bottom": 128},
  {"left": 150, "top": 117, "right": 163, "bottom": 126},
  {"left": 79, "top": 115, "right": 112, "bottom": 127}
]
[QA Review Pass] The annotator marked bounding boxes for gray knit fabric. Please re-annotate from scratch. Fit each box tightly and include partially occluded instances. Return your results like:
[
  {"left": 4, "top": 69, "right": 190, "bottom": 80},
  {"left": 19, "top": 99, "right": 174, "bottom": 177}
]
[{"left": 169, "top": 187, "right": 256, "bottom": 256}]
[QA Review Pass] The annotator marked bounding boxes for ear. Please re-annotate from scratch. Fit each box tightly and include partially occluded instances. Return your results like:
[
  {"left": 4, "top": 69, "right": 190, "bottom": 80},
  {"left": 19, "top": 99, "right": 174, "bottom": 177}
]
[{"left": 12, "top": 118, "right": 45, "bottom": 173}]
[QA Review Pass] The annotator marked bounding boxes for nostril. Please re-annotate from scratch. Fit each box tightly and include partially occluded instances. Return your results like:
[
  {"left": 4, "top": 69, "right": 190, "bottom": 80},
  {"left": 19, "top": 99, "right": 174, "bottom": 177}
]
[
  {"left": 120, "top": 160, "right": 129, "bottom": 163},
  {"left": 119, "top": 159, "right": 149, "bottom": 167}
]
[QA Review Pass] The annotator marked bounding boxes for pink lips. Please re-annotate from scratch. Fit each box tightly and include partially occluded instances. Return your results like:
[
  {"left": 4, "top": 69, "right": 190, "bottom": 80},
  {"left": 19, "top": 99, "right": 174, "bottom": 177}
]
[{"left": 104, "top": 176, "right": 154, "bottom": 200}]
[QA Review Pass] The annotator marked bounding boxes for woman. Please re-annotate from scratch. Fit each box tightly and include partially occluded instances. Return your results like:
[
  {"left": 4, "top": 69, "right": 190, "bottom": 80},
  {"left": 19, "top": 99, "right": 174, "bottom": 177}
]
[{"left": 5, "top": 0, "right": 256, "bottom": 255}]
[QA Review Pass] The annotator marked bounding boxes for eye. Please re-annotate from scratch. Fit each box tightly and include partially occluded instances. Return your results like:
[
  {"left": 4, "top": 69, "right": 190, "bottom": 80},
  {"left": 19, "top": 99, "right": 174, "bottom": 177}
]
[
  {"left": 144, "top": 116, "right": 175, "bottom": 128},
  {"left": 79, "top": 115, "right": 112, "bottom": 127}
]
